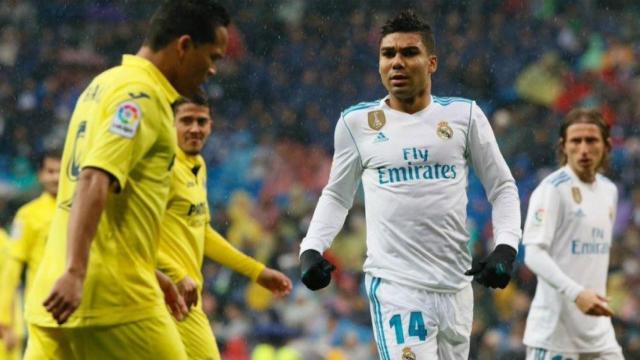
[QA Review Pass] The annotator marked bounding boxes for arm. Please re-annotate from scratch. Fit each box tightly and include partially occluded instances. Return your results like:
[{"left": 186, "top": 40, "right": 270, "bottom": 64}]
[
  {"left": 157, "top": 250, "right": 188, "bottom": 284},
  {"left": 43, "top": 168, "right": 111, "bottom": 324},
  {"left": 299, "top": 116, "right": 363, "bottom": 290},
  {"left": 465, "top": 103, "right": 521, "bottom": 288},
  {"left": 524, "top": 244, "right": 583, "bottom": 300},
  {"left": 468, "top": 102, "right": 521, "bottom": 251},
  {"left": 0, "top": 258, "right": 23, "bottom": 326},
  {"left": 204, "top": 226, "right": 264, "bottom": 281}
]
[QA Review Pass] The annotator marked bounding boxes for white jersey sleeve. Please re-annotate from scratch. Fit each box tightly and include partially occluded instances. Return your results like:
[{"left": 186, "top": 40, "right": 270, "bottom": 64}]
[
  {"left": 468, "top": 102, "right": 521, "bottom": 250},
  {"left": 524, "top": 245, "right": 584, "bottom": 301},
  {"left": 299, "top": 117, "right": 363, "bottom": 254}
]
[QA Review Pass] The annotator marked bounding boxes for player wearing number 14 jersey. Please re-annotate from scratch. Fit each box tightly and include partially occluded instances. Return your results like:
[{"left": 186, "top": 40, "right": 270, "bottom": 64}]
[{"left": 299, "top": 11, "right": 521, "bottom": 360}]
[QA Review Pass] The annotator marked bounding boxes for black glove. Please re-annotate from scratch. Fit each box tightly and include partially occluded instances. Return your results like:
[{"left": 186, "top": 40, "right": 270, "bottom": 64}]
[
  {"left": 464, "top": 244, "right": 516, "bottom": 289},
  {"left": 300, "top": 249, "right": 336, "bottom": 290}
]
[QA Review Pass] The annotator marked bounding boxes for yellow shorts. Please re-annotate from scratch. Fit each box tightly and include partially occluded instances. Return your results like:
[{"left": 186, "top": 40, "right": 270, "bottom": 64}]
[
  {"left": 24, "top": 314, "right": 186, "bottom": 360},
  {"left": 175, "top": 307, "right": 220, "bottom": 360}
]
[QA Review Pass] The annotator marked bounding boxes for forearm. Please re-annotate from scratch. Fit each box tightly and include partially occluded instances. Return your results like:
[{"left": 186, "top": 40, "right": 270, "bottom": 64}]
[
  {"left": 157, "top": 251, "right": 187, "bottom": 284},
  {"left": 490, "top": 181, "right": 522, "bottom": 250},
  {"left": 66, "top": 168, "right": 111, "bottom": 277},
  {"left": 0, "top": 258, "right": 23, "bottom": 325},
  {"left": 204, "top": 226, "right": 264, "bottom": 281},
  {"left": 524, "top": 244, "right": 583, "bottom": 301},
  {"left": 299, "top": 191, "right": 350, "bottom": 255}
]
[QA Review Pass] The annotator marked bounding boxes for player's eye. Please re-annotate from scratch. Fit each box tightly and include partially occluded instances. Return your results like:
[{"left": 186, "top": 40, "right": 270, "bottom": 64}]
[
  {"left": 381, "top": 49, "right": 396, "bottom": 58},
  {"left": 401, "top": 48, "right": 420, "bottom": 57}
]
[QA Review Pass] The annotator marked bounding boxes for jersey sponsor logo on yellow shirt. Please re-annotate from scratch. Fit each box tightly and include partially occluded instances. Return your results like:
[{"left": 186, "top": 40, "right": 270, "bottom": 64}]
[
  {"left": 68, "top": 121, "right": 87, "bottom": 181},
  {"left": 110, "top": 101, "right": 142, "bottom": 139}
]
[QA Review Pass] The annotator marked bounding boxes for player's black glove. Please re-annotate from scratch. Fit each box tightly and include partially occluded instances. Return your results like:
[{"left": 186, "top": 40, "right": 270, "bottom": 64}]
[
  {"left": 300, "top": 249, "right": 336, "bottom": 291},
  {"left": 464, "top": 244, "right": 516, "bottom": 289}
]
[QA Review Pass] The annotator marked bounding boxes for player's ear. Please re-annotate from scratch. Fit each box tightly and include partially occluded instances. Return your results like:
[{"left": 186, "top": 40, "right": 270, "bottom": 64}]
[
  {"left": 428, "top": 55, "right": 438, "bottom": 74},
  {"left": 176, "top": 35, "right": 193, "bottom": 59}
]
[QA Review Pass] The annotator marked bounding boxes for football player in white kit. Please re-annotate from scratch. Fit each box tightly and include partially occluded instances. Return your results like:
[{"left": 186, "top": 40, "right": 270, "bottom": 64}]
[
  {"left": 298, "top": 10, "right": 521, "bottom": 359},
  {"left": 522, "top": 108, "right": 624, "bottom": 359}
]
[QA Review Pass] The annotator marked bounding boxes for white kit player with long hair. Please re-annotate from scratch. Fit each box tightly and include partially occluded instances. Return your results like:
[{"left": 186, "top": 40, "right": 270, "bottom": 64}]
[
  {"left": 523, "top": 108, "right": 624, "bottom": 359},
  {"left": 298, "top": 10, "right": 521, "bottom": 359}
]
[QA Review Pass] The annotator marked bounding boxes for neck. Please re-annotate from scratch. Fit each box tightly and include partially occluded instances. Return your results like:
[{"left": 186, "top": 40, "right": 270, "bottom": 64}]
[
  {"left": 570, "top": 166, "right": 596, "bottom": 184},
  {"left": 387, "top": 87, "right": 430, "bottom": 114},
  {"left": 136, "top": 46, "right": 177, "bottom": 87}
]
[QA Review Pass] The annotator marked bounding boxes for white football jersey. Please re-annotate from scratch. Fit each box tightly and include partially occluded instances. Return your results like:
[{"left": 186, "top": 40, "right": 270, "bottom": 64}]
[
  {"left": 300, "top": 95, "right": 521, "bottom": 292},
  {"left": 523, "top": 166, "right": 621, "bottom": 352}
]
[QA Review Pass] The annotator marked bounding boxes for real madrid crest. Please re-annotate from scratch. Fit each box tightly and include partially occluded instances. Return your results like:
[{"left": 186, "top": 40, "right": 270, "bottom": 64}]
[
  {"left": 402, "top": 347, "right": 417, "bottom": 360},
  {"left": 437, "top": 121, "right": 453, "bottom": 140},
  {"left": 368, "top": 110, "right": 386, "bottom": 131},
  {"left": 571, "top": 187, "right": 582, "bottom": 204}
]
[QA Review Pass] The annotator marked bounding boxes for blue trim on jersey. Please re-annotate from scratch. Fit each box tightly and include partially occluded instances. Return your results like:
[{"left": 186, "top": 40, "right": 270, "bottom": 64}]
[
  {"left": 549, "top": 171, "right": 568, "bottom": 184},
  {"left": 550, "top": 172, "right": 571, "bottom": 187},
  {"left": 341, "top": 116, "right": 364, "bottom": 168},
  {"left": 433, "top": 95, "right": 472, "bottom": 106},
  {"left": 553, "top": 177, "right": 571, "bottom": 187},
  {"left": 341, "top": 100, "right": 379, "bottom": 117},
  {"left": 464, "top": 101, "right": 473, "bottom": 159},
  {"left": 369, "top": 277, "right": 390, "bottom": 360}
]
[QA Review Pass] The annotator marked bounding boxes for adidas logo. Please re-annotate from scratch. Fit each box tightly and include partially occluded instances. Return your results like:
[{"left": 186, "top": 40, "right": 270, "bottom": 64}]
[{"left": 374, "top": 132, "right": 389, "bottom": 143}]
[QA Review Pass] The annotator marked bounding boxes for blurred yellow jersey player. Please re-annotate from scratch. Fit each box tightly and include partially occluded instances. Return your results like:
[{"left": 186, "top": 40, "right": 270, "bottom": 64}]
[
  {"left": 24, "top": 2, "right": 232, "bottom": 359},
  {"left": 157, "top": 95, "right": 292, "bottom": 360},
  {"left": 0, "top": 150, "right": 60, "bottom": 359},
  {"left": 0, "top": 229, "right": 23, "bottom": 360}
]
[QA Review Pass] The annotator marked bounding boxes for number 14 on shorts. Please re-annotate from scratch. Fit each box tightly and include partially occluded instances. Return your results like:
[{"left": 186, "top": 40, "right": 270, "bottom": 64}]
[{"left": 389, "top": 311, "right": 428, "bottom": 344}]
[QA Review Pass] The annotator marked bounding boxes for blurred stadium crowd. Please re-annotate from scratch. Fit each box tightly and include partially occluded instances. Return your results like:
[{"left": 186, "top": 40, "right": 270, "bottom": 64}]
[{"left": 1, "top": 0, "right": 640, "bottom": 359}]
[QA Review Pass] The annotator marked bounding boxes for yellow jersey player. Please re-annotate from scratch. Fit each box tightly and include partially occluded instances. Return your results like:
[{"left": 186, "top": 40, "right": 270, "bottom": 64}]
[
  {"left": 0, "top": 228, "right": 22, "bottom": 360},
  {"left": 157, "top": 95, "right": 292, "bottom": 360},
  {"left": 23, "top": 2, "right": 231, "bottom": 359},
  {"left": 0, "top": 150, "right": 61, "bottom": 359}
]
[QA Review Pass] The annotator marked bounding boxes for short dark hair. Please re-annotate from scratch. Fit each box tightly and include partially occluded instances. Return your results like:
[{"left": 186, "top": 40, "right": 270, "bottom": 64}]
[
  {"left": 172, "top": 91, "right": 210, "bottom": 113},
  {"left": 558, "top": 108, "right": 611, "bottom": 169},
  {"left": 144, "top": 0, "right": 230, "bottom": 51},
  {"left": 37, "top": 148, "right": 62, "bottom": 170},
  {"left": 381, "top": 10, "right": 436, "bottom": 54}
]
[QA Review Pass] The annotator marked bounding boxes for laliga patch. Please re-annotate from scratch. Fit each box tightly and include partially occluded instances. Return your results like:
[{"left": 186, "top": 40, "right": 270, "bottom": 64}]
[{"left": 109, "top": 101, "right": 142, "bottom": 139}]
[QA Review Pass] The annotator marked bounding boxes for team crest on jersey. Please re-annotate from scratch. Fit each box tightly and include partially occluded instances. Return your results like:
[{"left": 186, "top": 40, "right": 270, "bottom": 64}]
[
  {"left": 110, "top": 101, "right": 142, "bottom": 139},
  {"left": 402, "top": 347, "right": 417, "bottom": 360},
  {"left": 571, "top": 187, "right": 582, "bottom": 204},
  {"left": 437, "top": 121, "right": 453, "bottom": 139},
  {"left": 368, "top": 110, "right": 386, "bottom": 130}
]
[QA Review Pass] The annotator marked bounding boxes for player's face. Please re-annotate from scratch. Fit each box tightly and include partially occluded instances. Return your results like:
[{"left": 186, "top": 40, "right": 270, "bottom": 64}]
[
  {"left": 175, "top": 26, "right": 228, "bottom": 97},
  {"left": 38, "top": 157, "right": 60, "bottom": 197},
  {"left": 379, "top": 32, "right": 437, "bottom": 100},
  {"left": 563, "top": 123, "right": 609, "bottom": 181},
  {"left": 175, "top": 103, "right": 212, "bottom": 156}
]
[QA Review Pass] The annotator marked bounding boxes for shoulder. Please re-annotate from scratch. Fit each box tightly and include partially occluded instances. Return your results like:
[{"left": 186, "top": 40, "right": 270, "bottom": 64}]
[
  {"left": 541, "top": 168, "right": 572, "bottom": 189},
  {"left": 340, "top": 99, "right": 383, "bottom": 123},
  {"left": 15, "top": 196, "right": 44, "bottom": 219},
  {"left": 90, "top": 67, "right": 159, "bottom": 106},
  {"left": 597, "top": 174, "right": 618, "bottom": 195},
  {"left": 432, "top": 95, "right": 474, "bottom": 107}
]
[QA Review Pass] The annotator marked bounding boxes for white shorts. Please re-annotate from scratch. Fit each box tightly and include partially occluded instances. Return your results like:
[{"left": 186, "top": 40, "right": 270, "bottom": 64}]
[
  {"left": 526, "top": 347, "right": 625, "bottom": 360},
  {"left": 364, "top": 274, "right": 473, "bottom": 360}
]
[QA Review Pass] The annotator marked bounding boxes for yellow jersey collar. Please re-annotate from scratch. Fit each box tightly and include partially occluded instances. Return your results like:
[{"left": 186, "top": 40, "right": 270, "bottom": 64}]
[
  {"left": 175, "top": 146, "right": 205, "bottom": 172},
  {"left": 121, "top": 55, "right": 181, "bottom": 103}
]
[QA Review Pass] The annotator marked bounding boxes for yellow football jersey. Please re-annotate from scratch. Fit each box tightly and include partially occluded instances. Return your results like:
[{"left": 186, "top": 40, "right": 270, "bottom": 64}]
[
  {"left": 0, "top": 228, "right": 23, "bottom": 360},
  {"left": 26, "top": 55, "right": 180, "bottom": 328},
  {"left": 157, "top": 148, "right": 264, "bottom": 295},
  {"left": 0, "top": 192, "right": 55, "bottom": 326}
]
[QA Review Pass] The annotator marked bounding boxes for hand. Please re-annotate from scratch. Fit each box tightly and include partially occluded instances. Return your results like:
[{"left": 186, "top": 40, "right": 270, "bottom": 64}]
[
  {"left": 0, "top": 325, "right": 18, "bottom": 351},
  {"left": 176, "top": 276, "right": 199, "bottom": 310},
  {"left": 300, "top": 249, "right": 335, "bottom": 291},
  {"left": 156, "top": 271, "right": 188, "bottom": 321},
  {"left": 257, "top": 267, "right": 292, "bottom": 297},
  {"left": 465, "top": 244, "right": 516, "bottom": 289},
  {"left": 575, "top": 289, "right": 613, "bottom": 316},
  {"left": 43, "top": 270, "right": 85, "bottom": 325}
]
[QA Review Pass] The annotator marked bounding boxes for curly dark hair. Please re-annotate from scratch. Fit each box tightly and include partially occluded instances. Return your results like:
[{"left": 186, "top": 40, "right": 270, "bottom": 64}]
[{"left": 381, "top": 10, "right": 436, "bottom": 54}]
